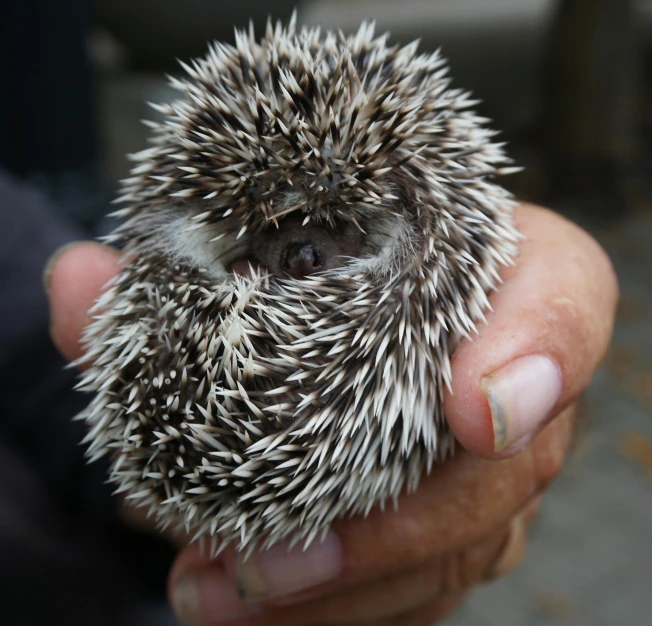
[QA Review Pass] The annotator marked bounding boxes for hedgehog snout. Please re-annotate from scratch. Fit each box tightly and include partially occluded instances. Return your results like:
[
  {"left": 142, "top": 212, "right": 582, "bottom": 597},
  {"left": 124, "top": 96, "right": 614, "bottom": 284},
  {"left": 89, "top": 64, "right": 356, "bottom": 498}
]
[
  {"left": 232, "top": 213, "right": 364, "bottom": 278},
  {"left": 281, "top": 242, "right": 325, "bottom": 277}
]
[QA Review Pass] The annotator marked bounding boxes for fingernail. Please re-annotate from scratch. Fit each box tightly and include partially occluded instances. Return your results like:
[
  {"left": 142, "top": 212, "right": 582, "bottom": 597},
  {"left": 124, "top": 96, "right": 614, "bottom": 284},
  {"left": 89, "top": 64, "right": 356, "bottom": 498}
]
[
  {"left": 42, "top": 241, "right": 81, "bottom": 293},
  {"left": 236, "top": 531, "right": 344, "bottom": 602},
  {"left": 172, "top": 569, "right": 263, "bottom": 625},
  {"left": 482, "top": 354, "right": 563, "bottom": 453}
]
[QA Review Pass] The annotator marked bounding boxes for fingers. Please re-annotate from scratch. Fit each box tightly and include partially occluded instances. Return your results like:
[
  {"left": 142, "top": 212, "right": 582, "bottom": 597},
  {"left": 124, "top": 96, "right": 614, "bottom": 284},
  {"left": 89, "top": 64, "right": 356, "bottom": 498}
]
[
  {"left": 168, "top": 545, "right": 262, "bottom": 626},
  {"left": 169, "top": 523, "right": 510, "bottom": 625},
  {"left": 306, "top": 405, "right": 572, "bottom": 595},
  {"left": 169, "top": 405, "right": 575, "bottom": 624},
  {"left": 444, "top": 203, "right": 618, "bottom": 457},
  {"left": 46, "top": 242, "right": 122, "bottom": 364},
  {"left": 274, "top": 526, "right": 510, "bottom": 625},
  {"left": 169, "top": 498, "right": 536, "bottom": 626}
]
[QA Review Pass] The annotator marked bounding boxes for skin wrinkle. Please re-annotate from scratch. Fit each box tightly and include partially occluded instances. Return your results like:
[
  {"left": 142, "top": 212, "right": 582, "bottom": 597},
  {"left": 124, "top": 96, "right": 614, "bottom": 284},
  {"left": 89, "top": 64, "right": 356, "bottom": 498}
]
[
  {"left": 220, "top": 517, "right": 528, "bottom": 626},
  {"left": 336, "top": 451, "right": 543, "bottom": 583},
  {"left": 258, "top": 529, "right": 509, "bottom": 625}
]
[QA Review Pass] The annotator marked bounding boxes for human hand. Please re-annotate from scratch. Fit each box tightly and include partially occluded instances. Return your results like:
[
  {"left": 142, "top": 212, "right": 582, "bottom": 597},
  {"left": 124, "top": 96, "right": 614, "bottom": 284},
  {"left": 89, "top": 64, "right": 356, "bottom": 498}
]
[{"left": 46, "top": 203, "right": 617, "bottom": 626}]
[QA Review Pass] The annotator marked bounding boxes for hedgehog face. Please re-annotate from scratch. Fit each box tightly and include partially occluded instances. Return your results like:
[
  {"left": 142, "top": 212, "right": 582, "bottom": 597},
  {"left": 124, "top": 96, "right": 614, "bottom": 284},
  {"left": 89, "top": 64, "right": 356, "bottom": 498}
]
[
  {"left": 77, "top": 17, "right": 520, "bottom": 555},
  {"left": 243, "top": 212, "right": 365, "bottom": 277},
  {"left": 150, "top": 198, "right": 408, "bottom": 283}
]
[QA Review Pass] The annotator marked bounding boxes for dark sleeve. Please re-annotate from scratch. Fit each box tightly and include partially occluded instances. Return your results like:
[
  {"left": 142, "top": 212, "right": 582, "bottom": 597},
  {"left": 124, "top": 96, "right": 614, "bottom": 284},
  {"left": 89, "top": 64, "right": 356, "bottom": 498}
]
[
  {"left": 0, "top": 170, "right": 115, "bottom": 520},
  {"left": 0, "top": 171, "right": 177, "bottom": 625}
]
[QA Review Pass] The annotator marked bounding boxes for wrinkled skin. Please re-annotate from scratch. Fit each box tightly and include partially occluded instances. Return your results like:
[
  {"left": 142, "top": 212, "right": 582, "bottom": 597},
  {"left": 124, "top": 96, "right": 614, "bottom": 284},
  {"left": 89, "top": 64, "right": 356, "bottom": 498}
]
[{"left": 47, "top": 204, "right": 617, "bottom": 626}]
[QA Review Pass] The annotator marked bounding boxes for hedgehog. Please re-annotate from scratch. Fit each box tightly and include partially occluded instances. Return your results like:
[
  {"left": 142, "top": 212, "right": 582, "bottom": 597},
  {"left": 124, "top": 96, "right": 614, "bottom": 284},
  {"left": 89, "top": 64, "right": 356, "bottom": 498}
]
[{"left": 75, "top": 15, "right": 521, "bottom": 557}]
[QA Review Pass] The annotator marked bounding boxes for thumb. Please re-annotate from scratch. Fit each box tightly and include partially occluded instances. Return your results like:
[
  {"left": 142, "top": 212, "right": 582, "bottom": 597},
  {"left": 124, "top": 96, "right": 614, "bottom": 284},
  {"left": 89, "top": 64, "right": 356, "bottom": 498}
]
[
  {"left": 46, "top": 241, "right": 122, "bottom": 364},
  {"left": 444, "top": 204, "right": 618, "bottom": 459}
]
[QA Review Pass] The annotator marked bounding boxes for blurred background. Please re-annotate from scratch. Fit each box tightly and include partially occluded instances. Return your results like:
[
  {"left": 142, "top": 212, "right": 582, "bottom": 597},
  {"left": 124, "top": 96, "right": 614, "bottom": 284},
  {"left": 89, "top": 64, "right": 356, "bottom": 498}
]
[{"left": 0, "top": 1, "right": 651, "bottom": 625}]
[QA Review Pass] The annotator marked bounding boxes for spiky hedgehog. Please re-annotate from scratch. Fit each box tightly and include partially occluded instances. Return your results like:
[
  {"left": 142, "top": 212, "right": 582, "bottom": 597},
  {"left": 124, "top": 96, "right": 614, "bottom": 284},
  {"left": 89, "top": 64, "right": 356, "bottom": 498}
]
[{"left": 76, "top": 16, "right": 521, "bottom": 556}]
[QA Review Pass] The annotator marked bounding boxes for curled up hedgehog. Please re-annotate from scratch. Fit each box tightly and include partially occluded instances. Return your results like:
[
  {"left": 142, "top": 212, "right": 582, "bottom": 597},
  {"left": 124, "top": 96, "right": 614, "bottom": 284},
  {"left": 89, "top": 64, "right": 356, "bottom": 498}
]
[{"left": 76, "top": 16, "right": 521, "bottom": 557}]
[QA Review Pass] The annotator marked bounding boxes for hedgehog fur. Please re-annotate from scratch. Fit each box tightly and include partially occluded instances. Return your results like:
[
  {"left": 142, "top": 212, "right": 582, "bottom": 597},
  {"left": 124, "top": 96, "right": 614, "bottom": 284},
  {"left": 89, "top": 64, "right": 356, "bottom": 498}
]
[{"left": 76, "top": 15, "right": 521, "bottom": 557}]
